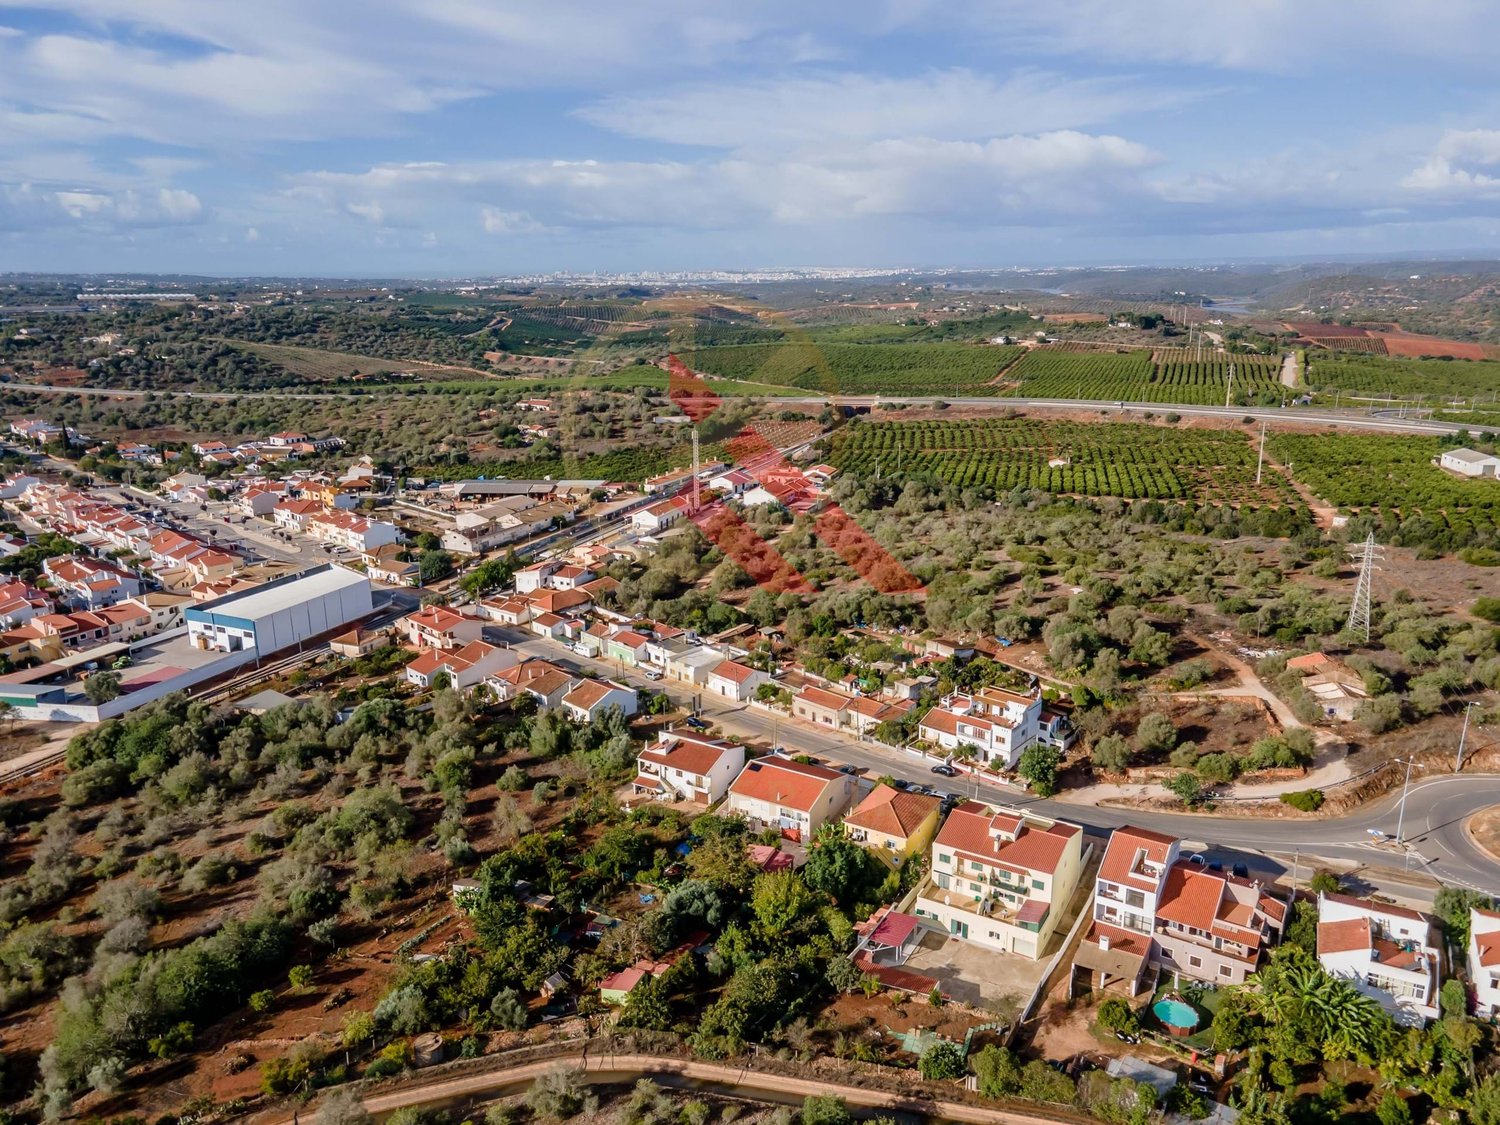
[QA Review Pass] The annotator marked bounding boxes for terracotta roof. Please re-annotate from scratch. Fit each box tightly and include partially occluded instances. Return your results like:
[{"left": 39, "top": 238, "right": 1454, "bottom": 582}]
[
  {"left": 1156, "top": 865, "right": 1229, "bottom": 932},
  {"left": 932, "top": 803, "right": 1076, "bottom": 876},
  {"left": 1318, "top": 916, "right": 1373, "bottom": 956},
  {"left": 729, "top": 755, "right": 843, "bottom": 813},
  {"left": 610, "top": 629, "right": 650, "bottom": 649},
  {"left": 639, "top": 733, "right": 739, "bottom": 777},
  {"left": 600, "top": 967, "right": 647, "bottom": 993},
  {"left": 1097, "top": 825, "right": 1177, "bottom": 893},
  {"left": 1321, "top": 891, "right": 1432, "bottom": 925},
  {"left": 796, "top": 685, "right": 851, "bottom": 711},
  {"left": 1476, "top": 932, "right": 1500, "bottom": 969},
  {"left": 563, "top": 679, "right": 626, "bottom": 710},
  {"left": 844, "top": 785, "right": 939, "bottom": 839},
  {"left": 710, "top": 659, "right": 759, "bottom": 685},
  {"left": 1287, "top": 651, "right": 1332, "bottom": 672},
  {"left": 919, "top": 707, "right": 999, "bottom": 739}
]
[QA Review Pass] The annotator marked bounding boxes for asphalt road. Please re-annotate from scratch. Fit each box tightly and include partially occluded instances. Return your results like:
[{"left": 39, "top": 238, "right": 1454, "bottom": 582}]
[
  {"left": 3, "top": 380, "right": 1492, "bottom": 436},
  {"left": 498, "top": 627, "right": 1500, "bottom": 899}
]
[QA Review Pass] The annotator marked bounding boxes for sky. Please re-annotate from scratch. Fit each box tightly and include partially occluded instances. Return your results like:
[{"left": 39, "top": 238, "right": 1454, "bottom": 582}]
[{"left": 2, "top": 0, "right": 1500, "bottom": 276}]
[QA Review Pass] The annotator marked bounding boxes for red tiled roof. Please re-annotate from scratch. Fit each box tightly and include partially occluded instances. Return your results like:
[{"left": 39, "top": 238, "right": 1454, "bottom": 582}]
[
  {"left": 639, "top": 733, "right": 738, "bottom": 777},
  {"left": 932, "top": 803, "right": 1075, "bottom": 876},
  {"left": 844, "top": 785, "right": 939, "bottom": 839},
  {"left": 710, "top": 659, "right": 759, "bottom": 685},
  {"left": 797, "top": 685, "right": 852, "bottom": 711},
  {"left": 1097, "top": 825, "right": 1177, "bottom": 893},
  {"left": 729, "top": 756, "right": 843, "bottom": 813},
  {"left": 1318, "top": 916, "right": 1373, "bottom": 955}
]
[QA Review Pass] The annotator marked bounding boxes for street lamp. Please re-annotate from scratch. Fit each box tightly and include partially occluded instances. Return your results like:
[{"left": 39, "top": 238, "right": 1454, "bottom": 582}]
[
  {"left": 1457, "top": 701, "right": 1477, "bottom": 772},
  {"left": 1394, "top": 756, "right": 1416, "bottom": 845}
]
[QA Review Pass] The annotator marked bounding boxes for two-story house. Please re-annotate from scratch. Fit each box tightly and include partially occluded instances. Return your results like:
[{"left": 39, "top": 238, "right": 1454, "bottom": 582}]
[
  {"left": 724, "top": 756, "right": 856, "bottom": 842},
  {"left": 1318, "top": 892, "right": 1441, "bottom": 1025},
  {"left": 633, "top": 731, "right": 746, "bottom": 805},
  {"left": 917, "top": 686, "right": 1043, "bottom": 770},
  {"left": 398, "top": 605, "right": 488, "bottom": 650},
  {"left": 915, "top": 802, "right": 1084, "bottom": 960},
  {"left": 843, "top": 784, "right": 941, "bottom": 869},
  {"left": 1073, "top": 826, "right": 1285, "bottom": 996},
  {"left": 404, "top": 640, "right": 517, "bottom": 693},
  {"left": 1469, "top": 908, "right": 1500, "bottom": 1019}
]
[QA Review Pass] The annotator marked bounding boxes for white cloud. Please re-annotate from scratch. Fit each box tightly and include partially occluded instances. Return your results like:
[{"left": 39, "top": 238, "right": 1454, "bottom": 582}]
[
  {"left": 578, "top": 68, "right": 1200, "bottom": 149},
  {"left": 1403, "top": 130, "right": 1500, "bottom": 196},
  {"left": 480, "top": 207, "right": 545, "bottom": 235}
]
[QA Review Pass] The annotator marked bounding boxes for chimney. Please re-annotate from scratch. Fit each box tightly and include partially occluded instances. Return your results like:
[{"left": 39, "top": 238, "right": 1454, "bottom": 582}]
[{"left": 1099, "top": 933, "right": 1111, "bottom": 951}]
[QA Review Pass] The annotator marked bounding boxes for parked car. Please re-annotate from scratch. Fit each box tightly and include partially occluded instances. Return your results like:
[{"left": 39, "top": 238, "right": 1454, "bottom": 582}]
[
  {"left": 684, "top": 716, "right": 709, "bottom": 731},
  {"left": 930, "top": 763, "right": 959, "bottom": 777}
]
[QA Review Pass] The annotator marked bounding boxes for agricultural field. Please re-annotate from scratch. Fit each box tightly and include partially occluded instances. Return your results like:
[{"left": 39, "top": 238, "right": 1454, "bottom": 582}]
[
  {"left": 996, "top": 349, "right": 1284, "bottom": 405},
  {"left": 1268, "top": 432, "right": 1500, "bottom": 549},
  {"left": 222, "top": 339, "right": 489, "bottom": 382},
  {"left": 828, "top": 417, "right": 1305, "bottom": 509},
  {"left": 677, "top": 342, "right": 1019, "bottom": 395},
  {"left": 1304, "top": 353, "right": 1500, "bottom": 401}
]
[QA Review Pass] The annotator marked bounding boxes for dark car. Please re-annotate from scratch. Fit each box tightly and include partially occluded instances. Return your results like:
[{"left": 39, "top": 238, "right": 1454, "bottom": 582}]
[
  {"left": 683, "top": 716, "right": 709, "bottom": 731},
  {"left": 1231, "top": 862, "right": 1250, "bottom": 879},
  {"left": 836, "top": 764, "right": 860, "bottom": 776},
  {"left": 890, "top": 778, "right": 911, "bottom": 791},
  {"left": 930, "top": 763, "right": 959, "bottom": 777}
]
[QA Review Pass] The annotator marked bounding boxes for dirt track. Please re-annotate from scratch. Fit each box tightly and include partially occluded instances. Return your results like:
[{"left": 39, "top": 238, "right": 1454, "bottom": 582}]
[{"left": 255, "top": 1050, "right": 1093, "bottom": 1125}]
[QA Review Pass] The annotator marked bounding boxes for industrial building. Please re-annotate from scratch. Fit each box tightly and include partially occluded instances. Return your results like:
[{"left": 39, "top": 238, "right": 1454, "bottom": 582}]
[{"left": 186, "top": 565, "right": 373, "bottom": 654}]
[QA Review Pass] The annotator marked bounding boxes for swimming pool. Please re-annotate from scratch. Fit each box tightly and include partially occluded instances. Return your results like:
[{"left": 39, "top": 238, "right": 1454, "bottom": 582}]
[{"left": 1154, "top": 997, "right": 1200, "bottom": 1035}]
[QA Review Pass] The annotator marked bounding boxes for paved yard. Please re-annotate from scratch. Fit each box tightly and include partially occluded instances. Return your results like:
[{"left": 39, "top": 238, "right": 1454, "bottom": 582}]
[{"left": 902, "top": 929, "right": 1049, "bottom": 1011}]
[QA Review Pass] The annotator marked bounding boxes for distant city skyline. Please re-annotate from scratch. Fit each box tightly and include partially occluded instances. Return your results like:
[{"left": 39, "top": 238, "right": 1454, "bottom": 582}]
[{"left": 1, "top": 1, "right": 1498, "bottom": 275}]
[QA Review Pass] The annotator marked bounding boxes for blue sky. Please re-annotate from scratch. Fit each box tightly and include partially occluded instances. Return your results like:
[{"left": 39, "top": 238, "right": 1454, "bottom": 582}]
[{"left": 1, "top": 0, "right": 1499, "bottom": 276}]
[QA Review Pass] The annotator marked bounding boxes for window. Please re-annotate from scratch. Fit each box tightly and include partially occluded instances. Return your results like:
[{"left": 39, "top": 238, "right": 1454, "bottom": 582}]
[
  {"left": 1219, "top": 965, "right": 1233, "bottom": 978},
  {"left": 937, "top": 854, "right": 951, "bottom": 866},
  {"left": 1126, "top": 890, "right": 1145, "bottom": 909},
  {"left": 1032, "top": 879, "right": 1045, "bottom": 890},
  {"left": 1188, "top": 955, "right": 1202, "bottom": 969}
]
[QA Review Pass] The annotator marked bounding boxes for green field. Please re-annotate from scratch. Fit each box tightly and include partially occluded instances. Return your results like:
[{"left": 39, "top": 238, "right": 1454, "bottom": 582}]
[
  {"left": 678, "top": 342, "right": 1019, "bottom": 395},
  {"left": 829, "top": 418, "right": 1304, "bottom": 510},
  {"left": 1306, "top": 353, "right": 1500, "bottom": 400},
  {"left": 1268, "top": 432, "right": 1500, "bottom": 548},
  {"left": 222, "top": 339, "right": 489, "bottom": 381},
  {"left": 996, "top": 349, "right": 1285, "bottom": 405}
]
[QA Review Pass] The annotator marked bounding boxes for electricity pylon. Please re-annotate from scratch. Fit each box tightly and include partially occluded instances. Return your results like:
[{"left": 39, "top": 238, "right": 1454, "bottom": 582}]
[{"left": 1346, "top": 533, "right": 1381, "bottom": 641}]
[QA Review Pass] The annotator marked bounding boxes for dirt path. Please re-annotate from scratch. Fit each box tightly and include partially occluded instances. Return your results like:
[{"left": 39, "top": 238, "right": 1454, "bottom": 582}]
[
  {"left": 255, "top": 1050, "right": 1093, "bottom": 1125},
  {"left": 1280, "top": 351, "right": 1298, "bottom": 388},
  {"left": 1258, "top": 444, "right": 1339, "bottom": 529}
]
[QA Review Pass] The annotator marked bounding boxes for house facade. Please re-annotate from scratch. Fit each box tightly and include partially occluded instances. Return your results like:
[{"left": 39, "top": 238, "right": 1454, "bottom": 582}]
[
  {"left": 723, "top": 755, "right": 856, "bottom": 842},
  {"left": 917, "top": 686, "right": 1044, "bottom": 770},
  {"left": 842, "top": 785, "right": 941, "bottom": 869},
  {"left": 633, "top": 731, "right": 746, "bottom": 805},
  {"left": 1317, "top": 893, "right": 1441, "bottom": 1026},
  {"left": 915, "top": 802, "right": 1084, "bottom": 960}
]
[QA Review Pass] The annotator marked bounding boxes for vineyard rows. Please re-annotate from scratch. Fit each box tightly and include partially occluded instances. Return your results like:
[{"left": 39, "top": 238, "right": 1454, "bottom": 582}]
[
  {"left": 996, "top": 349, "right": 1284, "bottom": 404},
  {"left": 829, "top": 419, "right": 1299, "bottom": 507}
]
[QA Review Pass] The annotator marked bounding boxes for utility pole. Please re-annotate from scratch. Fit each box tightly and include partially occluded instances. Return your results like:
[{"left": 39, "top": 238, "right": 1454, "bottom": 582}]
[
  {"left": 1225, "top": 363, "right": 1235, "bottom": 409},
  {"left": 1255, "top": 421, "right": 1267, "bottom": 485},
  {"left": 1346, "top": 532, "right": 1381, "bottom": 642},
  {"left": 690, "top": 427, "right": 701, "bottom": 514},
  {"left": 1457, "top": 700, "right": 1477, "bottom": 772}
]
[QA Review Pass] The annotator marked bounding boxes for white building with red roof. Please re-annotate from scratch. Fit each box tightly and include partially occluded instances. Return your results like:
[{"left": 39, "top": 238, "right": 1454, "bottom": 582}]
[
  {"left": 916, "top": 686, "right": 1044, "bottom": 770},
  {"left": 398, "top": 605, "right": 487, "bottom": 650},
  {"left": 560, "top": 678, "right": 638, "bottom": 723},
  {"left": 43, "top": 555, "right": 143, "bottom": 610},
  {"left": 915, "top": 802, "right": 1084, "bottom": 960},
  {"left": 1318, "top": 892, "right": 1440, "bottom": 1025},
  {"left": 705, "top": 658, "right": 769, "bottom": 702},
  {"left": 723, "top": 755, "right": 856, "bottom": 842},
  {"left": 1073, "top": 826, "right": 1286, "bottom": 997},
  {"left": 1470, "top": 908, "right": 1500, "bottom": 1018},
  {"left": 633, "top": 730, "right": 746, "bottom": 805},
  {"left": 630, "top": 495, "right": 690, "bottom": 535},
  {"left": 404, "top": 640, "right": 516, "bottom": 693}
]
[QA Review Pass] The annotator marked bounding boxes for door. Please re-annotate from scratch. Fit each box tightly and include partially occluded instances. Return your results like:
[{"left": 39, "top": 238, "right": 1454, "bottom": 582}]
[{"left": 950, "top": 919, "right": 968, "bottom": 939}]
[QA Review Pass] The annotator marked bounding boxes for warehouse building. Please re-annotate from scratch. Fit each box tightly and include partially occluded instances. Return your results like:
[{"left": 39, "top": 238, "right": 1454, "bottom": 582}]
[{"left": 186, "top": 564, "right": 373, "bottom": 654}]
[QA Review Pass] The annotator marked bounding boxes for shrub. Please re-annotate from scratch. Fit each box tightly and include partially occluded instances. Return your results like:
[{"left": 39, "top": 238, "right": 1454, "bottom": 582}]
[
  {"left": 917, "top": 1040, "right": 967, "bottom": 1081},
  {"left": 1165, "top": 772, "right": 1207, "bottom": 808},
  {"left": 1091, "top": 734, "right": 1131, "bottom": 774},
  {"left": 1096, "top": 997, "right": 1139, "bottom": 1035},
  {"left": 1475, "top": 597, "right": 1500, "bottom": 623},
  {"left": 1280, "top": 790, "right": 1324, "bottom": 813}
]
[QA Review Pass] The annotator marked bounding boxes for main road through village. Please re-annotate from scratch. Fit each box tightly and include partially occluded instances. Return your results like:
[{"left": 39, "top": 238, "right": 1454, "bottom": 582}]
[{"left": 496, "top": 626, "right": 1500, "bottom": 900}]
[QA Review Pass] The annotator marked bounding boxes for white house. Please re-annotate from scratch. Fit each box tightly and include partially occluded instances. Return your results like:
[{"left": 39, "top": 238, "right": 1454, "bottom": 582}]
[
  {"left": 1317, "top": 892, "right": 1441, "bottom": 1025},
  {"left": 916, "top": 803, "right": 1084, "bottom": 961},
  {"left": 488, "top": 659, "right": 579, "bottom": 710},
  {"left": 399, "top": 605, "right": 488, "bottom": 650},
  {"left": 561, "top": 679, "right": 639, "bottom": 723},
  {"left": 1469, "top": 908, "right": 1500, "bottom": 1019},
  {"left": 917, "top": 686, "right": 1044, "bottom": 770},
  {"left": 631, "top": 496, "right": 689, "bottom": 535},
  {"left": 723, "top": 755, "right": 855, "bottom": 842},
  {"left": 633, "top": 731, "right": 746, "bottom": 805},
  {"left": 706, "top": 659, "right": 769, "bottom": 702},
  {"left": 1439, "top": 447, "right": 1500, "bottom": 479},
  {"left": 404, "top": 640, "right": 517, "bottom": 692}
]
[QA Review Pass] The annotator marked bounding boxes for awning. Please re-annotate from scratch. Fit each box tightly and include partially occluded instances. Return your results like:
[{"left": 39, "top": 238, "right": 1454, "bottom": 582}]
[
  {"left": 1016, "top": 899, "right": 1050, "bottom": 926},
  {"left": 867, "top": 910, "right": 921, "bottom": 949}
]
